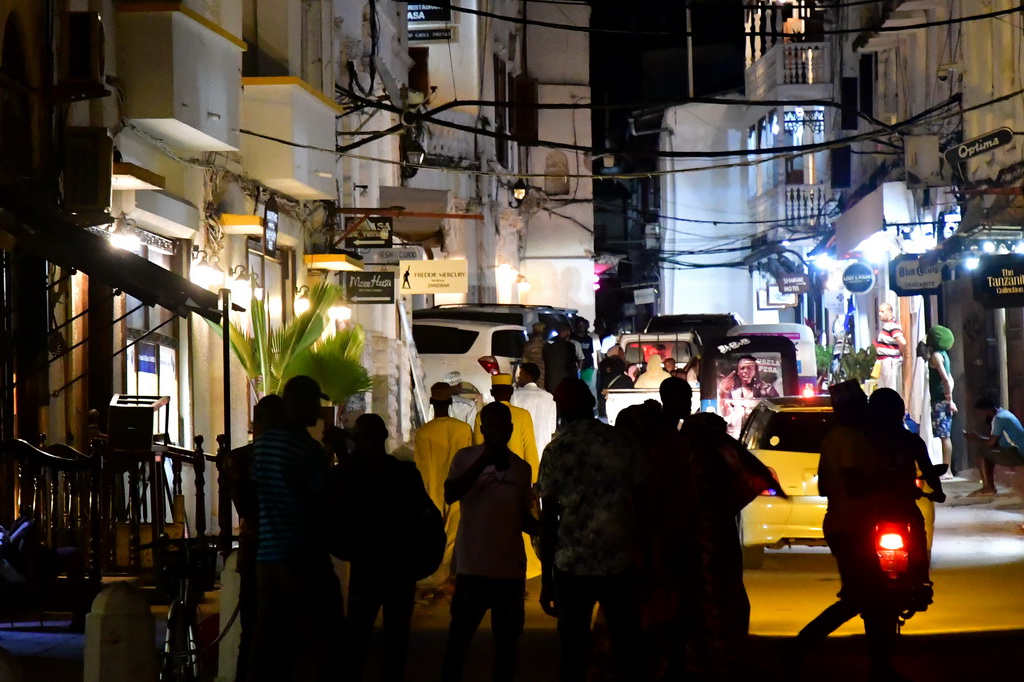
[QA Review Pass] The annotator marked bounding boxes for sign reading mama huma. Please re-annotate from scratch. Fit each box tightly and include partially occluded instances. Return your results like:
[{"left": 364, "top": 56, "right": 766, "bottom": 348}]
[{"left": 974, "top": 254, "right": 1024, "bottom": 309}]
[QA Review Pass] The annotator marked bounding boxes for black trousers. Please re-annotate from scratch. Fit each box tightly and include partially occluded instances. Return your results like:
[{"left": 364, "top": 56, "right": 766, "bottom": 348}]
[
  {"left": 345, "top": 562, "right": 416, "bottom": 682},
  {"left": 440, "top": 574, "right": 525, "bottom": 682},
  {"left": 555, "top": 569, "right": 646, "bottom": 682},
  {"left": 797, "top": 530, "right": 894, "bottom": 667}
]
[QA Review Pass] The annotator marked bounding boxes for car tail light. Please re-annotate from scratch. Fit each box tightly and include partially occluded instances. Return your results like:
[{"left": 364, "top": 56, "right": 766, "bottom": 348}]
[
  {"left": 802, "top": 385, "right": 816, "bottom": 398},
  {"left": 759, "top": 466, "right": 780, "bottom": 496},
  {"left": 478, "top": 356, "right": 501, "bottom": 375}
]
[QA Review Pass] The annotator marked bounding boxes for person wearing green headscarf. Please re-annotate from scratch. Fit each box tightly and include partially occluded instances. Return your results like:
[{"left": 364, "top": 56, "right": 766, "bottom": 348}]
[{"left": 924, "top": 325, "right": 956, "bottom": 476}]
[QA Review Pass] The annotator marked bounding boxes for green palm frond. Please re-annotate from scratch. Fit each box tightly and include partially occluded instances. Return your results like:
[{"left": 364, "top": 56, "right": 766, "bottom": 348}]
[{"left": 284, "top": 328, "right": 373, "bottom": 405}]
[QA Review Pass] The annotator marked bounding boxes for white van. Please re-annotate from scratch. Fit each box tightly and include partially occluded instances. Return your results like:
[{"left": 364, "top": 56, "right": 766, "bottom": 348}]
[{"left": 726, "top": 323, "right": 817, "bottom": 396}]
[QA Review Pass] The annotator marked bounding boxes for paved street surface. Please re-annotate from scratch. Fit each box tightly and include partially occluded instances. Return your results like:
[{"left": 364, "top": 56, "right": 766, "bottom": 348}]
[{"left": 4, "top": 479, "right": 1024, "bottom": 681}]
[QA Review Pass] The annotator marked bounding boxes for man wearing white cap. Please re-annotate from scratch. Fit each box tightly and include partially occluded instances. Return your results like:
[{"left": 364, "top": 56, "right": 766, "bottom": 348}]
[
  {"left": 443, "top": 371, "right": 479, "bottom": 427},
  {"left": 511, "top": 363, "right": 557, "bottom": 460},
  {"left": 415, "top": 383, "right": 474, "bottom": 594}
]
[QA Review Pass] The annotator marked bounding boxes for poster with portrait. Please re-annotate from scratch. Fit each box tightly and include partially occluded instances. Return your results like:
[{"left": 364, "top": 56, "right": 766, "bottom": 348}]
[{"left": 700, "top": 335, "right": 798, "bottom": 440}]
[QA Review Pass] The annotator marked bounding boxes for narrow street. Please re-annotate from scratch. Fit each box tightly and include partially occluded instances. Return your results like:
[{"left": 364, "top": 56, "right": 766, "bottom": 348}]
[{"left": 6, "top": 481, "right": 1023, "bottom": 682}]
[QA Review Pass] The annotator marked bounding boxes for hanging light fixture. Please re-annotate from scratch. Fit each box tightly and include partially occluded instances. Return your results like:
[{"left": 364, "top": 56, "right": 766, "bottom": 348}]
[
  {"left": 109, "top": 221, "right": 142, "bottom": 251},
  {"left": 328, "top": 304, "right": 352, "bottom": 322},
  {"left": 509, "top": 179, "right": 528, "bottom": 208},
  {"left": 190, "top": 247, "right": 224, "bottom": 288},
  {"left": 294, "top": 285, "right": 312, "bottom": 315}
]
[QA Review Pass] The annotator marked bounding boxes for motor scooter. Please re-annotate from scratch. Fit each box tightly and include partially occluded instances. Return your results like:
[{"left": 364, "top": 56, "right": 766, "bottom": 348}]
[{"left": 873, "top": 463, "right": 947, "bottom": 633}]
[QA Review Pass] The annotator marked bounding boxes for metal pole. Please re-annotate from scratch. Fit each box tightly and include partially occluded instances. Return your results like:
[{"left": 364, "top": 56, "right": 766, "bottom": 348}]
[
  {"left": 995, "top": 308, "right": 1009, "bottom": 409},
  {"left": 219, "top": 288, "right": 232, "bottom": 554}
]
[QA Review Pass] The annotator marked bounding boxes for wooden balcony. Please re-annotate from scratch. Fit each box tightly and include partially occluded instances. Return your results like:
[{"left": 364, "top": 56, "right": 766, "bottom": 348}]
[
  {"left": 750, "top": 183, "right": 830, "bottom": 228},
  {"left": 745, "top": 42, "right": 832, "bottom": 101}
]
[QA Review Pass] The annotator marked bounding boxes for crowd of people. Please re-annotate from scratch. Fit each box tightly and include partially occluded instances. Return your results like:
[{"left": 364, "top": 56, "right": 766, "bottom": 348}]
[{"left": 222, "top": 317, "right": 968, "bottom": 682}]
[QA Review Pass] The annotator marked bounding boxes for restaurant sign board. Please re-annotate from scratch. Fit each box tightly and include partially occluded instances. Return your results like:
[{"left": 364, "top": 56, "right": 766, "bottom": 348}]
[{"left": 889, "top": 253, "right": 943, "bottom": 296}]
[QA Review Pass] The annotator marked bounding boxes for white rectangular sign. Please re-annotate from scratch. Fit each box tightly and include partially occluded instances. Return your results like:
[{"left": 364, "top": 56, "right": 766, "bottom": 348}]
[
  {"left": 398, "top": 259, "right": 469, "bottom": 294},
  {"left": 357, "top": 247, "right": 423, "bottom": 265}
]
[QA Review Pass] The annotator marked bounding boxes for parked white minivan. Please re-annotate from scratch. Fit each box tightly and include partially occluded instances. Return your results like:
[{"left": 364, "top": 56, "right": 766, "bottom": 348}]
[{"left": 412, "top": 319, "right": 527, "bottom": 399}]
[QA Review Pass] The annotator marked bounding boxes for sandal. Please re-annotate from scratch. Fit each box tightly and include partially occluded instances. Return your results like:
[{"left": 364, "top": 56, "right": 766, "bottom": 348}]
[{"left": 965, "top": 488, "right": 997, "bottom": 498}]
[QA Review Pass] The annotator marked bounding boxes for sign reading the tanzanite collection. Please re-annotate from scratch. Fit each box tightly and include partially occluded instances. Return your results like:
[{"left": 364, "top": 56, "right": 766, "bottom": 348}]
[
  {"left": 343, "top": 271, "right": 396, "bottom": 304},
  {"left": 889, "top": 253, "right": 944, "bottom": 296},
  {"left": 974, "top": 254, "right": 1024, "bottom": 309},
  {"left": 841, "top": 261, "right": 876, "bottom": 294}
]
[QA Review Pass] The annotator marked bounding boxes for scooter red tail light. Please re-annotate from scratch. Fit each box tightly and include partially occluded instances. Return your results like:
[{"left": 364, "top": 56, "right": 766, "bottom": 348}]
[{"left": 875, "top": 521, "right": 910, "bottom": 574}]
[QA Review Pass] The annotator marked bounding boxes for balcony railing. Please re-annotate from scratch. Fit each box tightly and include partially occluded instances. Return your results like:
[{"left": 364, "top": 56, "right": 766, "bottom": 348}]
[
  {"left": 751, "top": 183, "right": 830, "bottom": 228},
  {"left": 746, "top": 42, "right": 830, "bottom": 100}
]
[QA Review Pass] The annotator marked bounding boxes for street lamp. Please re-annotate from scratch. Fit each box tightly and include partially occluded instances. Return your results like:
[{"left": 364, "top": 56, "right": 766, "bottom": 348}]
[
  {"left": 109, "top": 221, "right": 141, "bottom": 251},
  {"left": 190, "top": 248, "right": 224, "bottom": 288},
  {"left": 294, "top": 285, "right": 311, "bottom": 315},
  {"left": 509, "top": 179, "right": 528, "bottom": 208}
]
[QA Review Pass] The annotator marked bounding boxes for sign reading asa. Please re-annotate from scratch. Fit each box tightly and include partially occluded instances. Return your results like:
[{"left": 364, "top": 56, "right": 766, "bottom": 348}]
[
  {"left": 943, "top": 127, "right": 1014, "bottom": 166},
  {"left": 342, "top": 216, "right": 393, "bottom": 249},
  {"left": 841, "top": 260, "right": 876, "bottom": 294},
  {"left": 974, "top": 254, "right": 1024, "bottom": 309},
  {"left": 343, "top": 271, "right": 396, "bottom": 304},
  {"left": 407, "top": 3, "right": 451, "bottom": 23},
  {"left": 398, "top": 259, "right": 469, "bottom": 295},
  {"left": 889, "top": 253, "right": 944, "bottom": 296}
]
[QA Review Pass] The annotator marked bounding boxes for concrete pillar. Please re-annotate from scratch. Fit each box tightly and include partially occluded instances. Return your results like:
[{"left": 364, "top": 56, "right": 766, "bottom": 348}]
[
  {"left": 215, "top": 552, "right": 242, "bottom": 682},
  {"left": 84, "top": 583, "right": 158, "bottom": 682},
  {"left": 0, "top": 646, "right": 23, "bottom": 682}
]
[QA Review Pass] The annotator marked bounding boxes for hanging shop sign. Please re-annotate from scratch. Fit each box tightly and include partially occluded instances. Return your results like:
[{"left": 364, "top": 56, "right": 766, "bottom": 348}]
[
  {"left": 410, "top": 28, "right": 455, "bottom": 42},
  {"left": 889, "top": 253, "right": 944, "bottom": 296},
  {"left": 776, "top": 273, "right": 810, "bottom": 294},
  {"left": 823, "top": 290, "right": 846, "bottom": 315},
  {"left": 943, "top": 127, "right": 1014, "bottom": 166},
  {"left": 343, "top": 271, "right": 396, "bottom": 304},
  {"left": 398, "top": 258, "right": 469, "bottom": 294},
  {"left": 841, "top": 261, "right": 876, "bottom": 294},
  {"left": 407, "top": 3, "right": 451, "bottom": 23},
  {"left": 973, "top": 254, "right": 1024, "bottom": 309},
  {"left": 356, "top": 247, "right": 423, "bottom": 265},
  {"left": 342, "top": 216, "right": 393, "bottom": 249},
  {"left": 633, "top": 288, "right": 657, "bottom": 305},
  {"left": 263, "top": 196, "right": 279, "bottom": 259}
]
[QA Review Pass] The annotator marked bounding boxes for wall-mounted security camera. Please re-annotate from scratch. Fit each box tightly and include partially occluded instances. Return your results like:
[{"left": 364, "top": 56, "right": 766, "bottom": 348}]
[{"left": 937, "top": 63, "right": 961, "bottom": 82}]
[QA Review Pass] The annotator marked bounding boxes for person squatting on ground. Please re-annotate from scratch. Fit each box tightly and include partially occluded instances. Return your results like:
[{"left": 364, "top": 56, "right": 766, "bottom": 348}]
[
  {"left": 334, "top": 413, "right": 435, "bottom": 682},
  {"left": 248, "top": 375, "right": 342, "bottom": 682},
  {"left": 964, "top": 395, "right": 1024, "bottom": 498},
  {"left": 440, "top": 402, "right": 539, "bottom": 682},
  {"left": 224, "top": 394, "right": 284, "bottom": 682},
  {"left": 414, "top": 382, "right": 474, "bottom": 597},
  {"left": 538, "top": 378, "right": 649, "bottom": 682}
]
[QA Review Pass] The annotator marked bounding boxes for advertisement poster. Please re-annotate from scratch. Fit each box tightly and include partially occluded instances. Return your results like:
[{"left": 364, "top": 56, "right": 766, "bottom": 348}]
[{"left": 715, "top": 352, "right": 783, "bottom": 439}]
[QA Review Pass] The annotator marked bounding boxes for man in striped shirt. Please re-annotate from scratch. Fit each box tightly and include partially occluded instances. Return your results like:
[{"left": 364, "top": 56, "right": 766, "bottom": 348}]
[
  {"left": 249, "top": 375, "right": 342, "bottom": 681},
  {"left": 876, "top": 303, "right": 909, "bottom": 396}
]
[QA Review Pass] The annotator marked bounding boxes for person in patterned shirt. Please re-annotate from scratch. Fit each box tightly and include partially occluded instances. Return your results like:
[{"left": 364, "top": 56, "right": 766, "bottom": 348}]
[
  {"left": 875, "top": 302, "right": 909, "bottom": 396},
  {"left": 537, "top": 378, "right": 648, "bottom": 682}
]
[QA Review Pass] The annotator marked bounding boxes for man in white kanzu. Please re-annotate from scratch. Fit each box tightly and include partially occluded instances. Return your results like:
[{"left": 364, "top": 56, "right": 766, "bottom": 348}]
[
  {"left": 511, "top": 363, "right": 558, "bottom": 462},
  {"left": 875, "top": 302, "right": 910, "bottom": 397}
]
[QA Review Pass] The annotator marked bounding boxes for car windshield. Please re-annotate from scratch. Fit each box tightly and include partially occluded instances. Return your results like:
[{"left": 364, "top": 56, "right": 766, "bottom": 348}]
[
  {"left": 412, "top": 325, "right": 479, "bottom": 354},
  {"left": 752, "top": 410, "right": 837, "bottom": 453}
]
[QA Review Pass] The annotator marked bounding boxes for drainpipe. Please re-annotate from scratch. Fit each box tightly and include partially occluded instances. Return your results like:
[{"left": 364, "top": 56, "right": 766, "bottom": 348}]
[{"left": 995, "top": 307, "right": 1009, "bottom": 408}]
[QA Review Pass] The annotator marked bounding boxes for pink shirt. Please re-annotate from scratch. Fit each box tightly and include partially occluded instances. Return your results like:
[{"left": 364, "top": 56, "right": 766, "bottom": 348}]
[{"left": 447, "top": 445, "right": 533, "bottom": 579}]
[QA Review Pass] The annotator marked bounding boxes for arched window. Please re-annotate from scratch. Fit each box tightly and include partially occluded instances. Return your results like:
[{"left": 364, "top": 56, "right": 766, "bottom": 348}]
[{"left": 543, "top": 151, "right": 570, "bottom": 195}]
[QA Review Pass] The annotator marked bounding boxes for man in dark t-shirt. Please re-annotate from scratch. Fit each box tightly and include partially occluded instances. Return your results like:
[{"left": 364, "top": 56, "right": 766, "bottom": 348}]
[{"left": 542, "top": 323, "right": 578, "bottom": 394}]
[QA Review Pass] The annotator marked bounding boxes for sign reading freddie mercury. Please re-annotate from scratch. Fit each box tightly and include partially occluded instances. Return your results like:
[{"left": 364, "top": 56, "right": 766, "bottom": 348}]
[
  {"left": 398, "top": 259, "right": 469, "bottom": 294},
  {"left": 974, "top": 254, "right": 1024, "bottom": 309}
]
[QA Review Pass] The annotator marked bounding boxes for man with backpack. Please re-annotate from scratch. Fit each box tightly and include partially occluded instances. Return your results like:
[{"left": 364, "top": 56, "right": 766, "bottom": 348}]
[{"left": 334, "top": 413, "right": 441, "bottom": 682}]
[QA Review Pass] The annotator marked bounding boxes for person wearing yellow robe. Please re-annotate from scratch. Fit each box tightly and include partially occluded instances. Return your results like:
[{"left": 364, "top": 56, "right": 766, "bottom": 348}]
[
  {"left": 473, "top": 373, "right": 542, "bottom": 578},
  {"left": 415, "top": 382, "right": 474, "bottom": 592}
]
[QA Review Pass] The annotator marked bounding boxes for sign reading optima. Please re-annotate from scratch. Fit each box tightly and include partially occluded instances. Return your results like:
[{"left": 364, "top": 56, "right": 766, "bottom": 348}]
[
  {"left": 974, "top": 254, "right": 1024, "bottom": 309},
  {"left": 398, "top": 259, "right": 469, "bottom": 295}
]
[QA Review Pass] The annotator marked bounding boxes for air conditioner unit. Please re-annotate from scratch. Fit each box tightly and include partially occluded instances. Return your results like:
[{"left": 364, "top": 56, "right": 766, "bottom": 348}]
[
  {"left": 64, "top": 127, "right": 113, "bottom": 217},
  {"left": 56, "top": 12, "right": 108, "bottom": 102}
]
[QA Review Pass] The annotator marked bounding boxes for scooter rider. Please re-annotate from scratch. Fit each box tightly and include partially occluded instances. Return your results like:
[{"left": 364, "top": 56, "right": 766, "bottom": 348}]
[{"left": 792, "top": 382, "right": 942, "bottom": 681}]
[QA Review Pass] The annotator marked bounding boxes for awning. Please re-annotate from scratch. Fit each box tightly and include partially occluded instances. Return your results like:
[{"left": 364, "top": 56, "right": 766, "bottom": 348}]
[
  {"left": 379, "top": 186, "right": 450, "bottom": 241},
  {"left": 0, "top": 182, "right": 222, "bottom": 322},
  {"left": 833, "top": 181, "right": 915, "bottom": 257}
]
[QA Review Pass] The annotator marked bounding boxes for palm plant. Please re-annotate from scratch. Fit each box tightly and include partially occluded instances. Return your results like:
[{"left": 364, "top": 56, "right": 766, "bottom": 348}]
[{"left": 207, "top": 280, "right": 372, "bottom": 404}]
